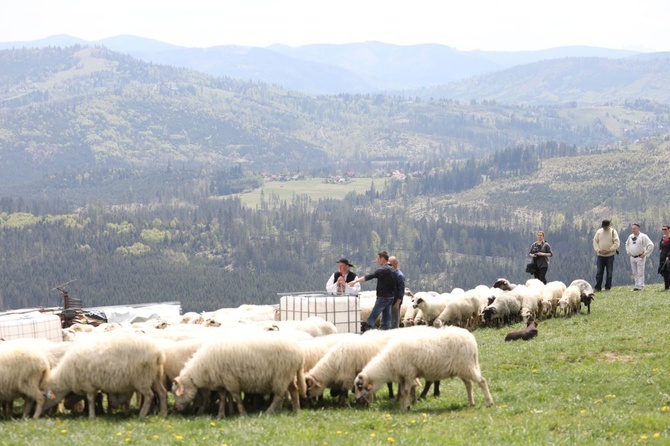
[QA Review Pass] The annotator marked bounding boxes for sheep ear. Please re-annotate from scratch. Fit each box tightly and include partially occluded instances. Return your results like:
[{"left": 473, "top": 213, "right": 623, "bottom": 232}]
[
  {"left": 174, "top": 381, "right": 184, "bottom": 396},
  {"left": 365, "top": 383, "right": 373, "bottom": 391},
  {"left": 45, "top": 390, "right": 56, "bottom": 400}
]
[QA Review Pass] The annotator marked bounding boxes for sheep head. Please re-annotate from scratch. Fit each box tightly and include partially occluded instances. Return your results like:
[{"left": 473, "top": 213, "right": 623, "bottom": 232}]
[
  {"left": 305, "top": 375, "right": 325, "bottom": 399},
  {"left": 354, "top": 373, "right": 375, "bottom": 405}
]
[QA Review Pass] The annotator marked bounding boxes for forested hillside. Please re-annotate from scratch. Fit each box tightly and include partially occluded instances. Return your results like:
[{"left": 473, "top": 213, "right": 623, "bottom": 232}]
[
  {"left": 2, "top": 46, "right": 669, "bottom": 198},
  {"left": 1, "top": 46, "right": 670, "bottom": 313},
  {"left": 412, "top": 56, "right": 670, "bottom": 105}
]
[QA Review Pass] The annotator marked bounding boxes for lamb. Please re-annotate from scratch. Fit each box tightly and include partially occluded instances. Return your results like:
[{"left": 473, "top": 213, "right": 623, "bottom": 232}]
[
  {"left": 172, "top": 333, "right": 306, "bottom": 417},
  {"left": 0, "top": 342, "right": 51, "bottom": 419},
  {"left": 43, "top": 332, "right": 167, "bottom": 419},
  {"left": 569, "top": 279, "right": 595, "bottom": 314},
  {"left": 558, "top": 285, "right": 582, "bottom": 316},
  {"left": 505, "top": 320, "right": 539, "bottom": 341},
  {"left": 354, "top": 326, "right": 493, "bottom": 410}
]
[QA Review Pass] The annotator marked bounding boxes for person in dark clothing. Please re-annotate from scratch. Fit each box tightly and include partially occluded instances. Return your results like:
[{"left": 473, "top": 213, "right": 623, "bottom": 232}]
[
  {"left": 658, "top": 225, "right": 670, "bottom": 291},
  {"left": 348, "top": 251, "right": 398, "bottom": 330},
  {"left": 388, "top": 256, "right": 405, "bottom": 329},
  {"left": 529, "top": 230, "right": 552, "bottom": 284}
]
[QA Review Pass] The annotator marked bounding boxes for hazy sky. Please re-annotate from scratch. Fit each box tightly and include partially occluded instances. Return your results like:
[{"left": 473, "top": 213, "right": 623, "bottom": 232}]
[{"left": 2, "top": 0, "right": 668, "bottom": 52}]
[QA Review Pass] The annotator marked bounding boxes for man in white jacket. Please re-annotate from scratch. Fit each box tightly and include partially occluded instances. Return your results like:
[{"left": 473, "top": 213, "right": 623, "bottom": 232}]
[{"left": 625, "top": 223, "right": 654, "bottom": 291}]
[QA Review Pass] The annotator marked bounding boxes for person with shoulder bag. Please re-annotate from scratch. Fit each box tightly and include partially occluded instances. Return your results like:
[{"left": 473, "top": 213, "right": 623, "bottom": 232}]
[
  {"left": 528, "top": 230, "right": 552, "bottom": 284},
  {"left": 593, "top": 219, "right": 620, "bottom": 291}
]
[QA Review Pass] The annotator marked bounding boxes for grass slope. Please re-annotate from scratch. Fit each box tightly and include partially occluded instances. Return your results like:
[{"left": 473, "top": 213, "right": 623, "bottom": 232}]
[{"left": 5, "top": 285, "right": 670, "bottom": 445}]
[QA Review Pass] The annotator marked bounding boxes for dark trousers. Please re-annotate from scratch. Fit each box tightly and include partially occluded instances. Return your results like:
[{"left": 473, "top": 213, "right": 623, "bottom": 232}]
[
  {"left": 534, "top": 267, "right": 548, "bottom": 284},
  {"left": 595, "top": 255, "right": 615, "bottom": 290},
  {"left": 663, "top": 269, "right": 670, "bottom": 290}
]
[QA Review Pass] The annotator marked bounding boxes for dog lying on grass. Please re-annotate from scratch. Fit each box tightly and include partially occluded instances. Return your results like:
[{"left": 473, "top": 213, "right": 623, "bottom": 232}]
[{"left": 504, "top": 320, "right": 538, "bottom": 341}]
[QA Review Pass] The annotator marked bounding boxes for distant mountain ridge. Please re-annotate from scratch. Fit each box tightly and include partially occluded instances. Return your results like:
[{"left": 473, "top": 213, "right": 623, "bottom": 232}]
[{"left": 0, "top": 34, "right": 648, "bottom": 97}]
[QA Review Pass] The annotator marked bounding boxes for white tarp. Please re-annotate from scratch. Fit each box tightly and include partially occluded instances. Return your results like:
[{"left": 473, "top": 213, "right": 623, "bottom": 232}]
[{"left": 85, "top": 302, "right": 182, "bottom": 324}]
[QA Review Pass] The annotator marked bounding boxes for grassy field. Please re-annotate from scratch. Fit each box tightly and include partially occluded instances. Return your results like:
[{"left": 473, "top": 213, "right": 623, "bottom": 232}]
[
  {"left": 4, "top": 284, "right": 670, "bottom": 445},
  {"left": 237, "top": 177, "right": 381, "bottom": 208}
]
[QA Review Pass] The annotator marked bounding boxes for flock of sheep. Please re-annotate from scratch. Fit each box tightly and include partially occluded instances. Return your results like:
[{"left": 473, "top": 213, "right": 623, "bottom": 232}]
[{"left": 0, "top": 277, "right": 594, "bottom": 420}]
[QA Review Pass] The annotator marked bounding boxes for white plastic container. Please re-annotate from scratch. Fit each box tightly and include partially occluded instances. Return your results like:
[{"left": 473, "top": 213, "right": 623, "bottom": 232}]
[
  {"left": 0, "top": 311, "right": 62, "bottom": 342},
  {"left": 279, "top": 293, "right": 360, "bottom": 333}
]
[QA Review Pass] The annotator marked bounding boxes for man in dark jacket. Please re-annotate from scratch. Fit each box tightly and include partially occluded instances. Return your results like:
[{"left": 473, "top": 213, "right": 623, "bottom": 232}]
[
  {"left": 389, "top": 256, "right": 405, "bottom": 328},
  {"left": 348, "top": 251, "right": 399, "bottom": 330}
]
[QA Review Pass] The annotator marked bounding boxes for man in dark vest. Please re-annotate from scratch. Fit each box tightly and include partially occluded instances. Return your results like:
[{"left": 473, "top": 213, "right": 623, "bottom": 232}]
[{"left": 326, "top": 258, "right": 360, "bottom": 295}]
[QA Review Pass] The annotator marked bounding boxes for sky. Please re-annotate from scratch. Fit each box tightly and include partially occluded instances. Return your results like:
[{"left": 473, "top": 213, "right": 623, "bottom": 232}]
[{"left": 1, "top": 0, "right": 669, "bottom": 52}]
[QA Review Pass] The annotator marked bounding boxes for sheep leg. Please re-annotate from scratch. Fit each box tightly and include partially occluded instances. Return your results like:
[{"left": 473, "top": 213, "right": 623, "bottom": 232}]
[
  {"left": 216, "top": 389, "right": 228, "bottom": 418},
  {"left": 398, "top": 377, "right": 411, "bottom": 411},
  {"left": 230, "top": 391, "right": 247, "bottom": 416},
  {"left": 419, "top": 380, "right": 440, "bottom": 400},
  {"left": 337, "top": 388, "right": 348, "bottom": 407},
  {"left": 21, "top": 399, "right": 34, "bottom": 418},
  {"left": 418, "top": 380, "right": 431, "bottom": 400},
  {"left": 288, "top": 383, "right": 301, "bottom": 412},
  {"left": 86, "top": 392, "right": 98, "bottom": 419},
  {"left": 137, "top": 388, "right": 154, "bottom": 419},
  {"left": 477, "top": 377, "right": 494, "bottom": 407},
  {"left": 461, "top": 378, "right": 475, "bottom": 406},
  {"left": 151, "top": 379, "right": 168, "bottom": 416},
  {"left": 387, "top": 382, "right": 395, "bottom": 399},
  {"left": 265, "top": 392, "right": 286, "bottom": 414}
]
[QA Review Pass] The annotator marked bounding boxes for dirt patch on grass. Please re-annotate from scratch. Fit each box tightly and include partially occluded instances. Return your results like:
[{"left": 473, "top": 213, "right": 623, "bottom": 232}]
[{"left": 596, "top": 351, "right": 637, "bottom": 363}]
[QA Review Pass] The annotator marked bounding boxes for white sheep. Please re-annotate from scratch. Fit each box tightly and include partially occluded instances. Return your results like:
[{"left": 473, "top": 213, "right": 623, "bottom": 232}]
[
  {"left": 481, "top": 293, "right": 521, "bottom": 326},
  {"left": 43, "top": 332, "right": 167, "bottom": 419},
  {"left": 172, "top": 333, "right": 306, "bottom": 417},
  {"left": 304, "top": 329, "right": 403, "bottom": 405},
  {"left": 354, "top": 326, "right": 493, "bottom": 410},
  {"left": 525, "top": 278, "right": 545, "bottom": 288},
  {"left": 0, "top": 341, "right": 51, "bottom": 419},
  {"left": 540, "top": 281, "right": 567, "bottom": 318},
  {"left": 433, "top": 291, "right": 479, "bottom": 328},
  {"left": 300, "top": 333, "right": 360, "bottom": 373},
  {"left": 412, "top": 292, "right": 451, "bottom": 326},
  {"left": 569, "top": 279, "right": 596, "bottom": 314},
  {"left": 558, "top": 285, "right": 582, "bottom": 316},
  {"left": 260, "top": 317, "right": 337, "bottom": 337}
]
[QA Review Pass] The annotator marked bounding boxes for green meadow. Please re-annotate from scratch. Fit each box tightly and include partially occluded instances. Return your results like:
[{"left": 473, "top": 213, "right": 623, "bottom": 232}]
[
  {"left": 3, "top": 284, "right": 669, "bottom": 445},
  {"left": 237, "top": 177, "right": 382, "bottom": 208}
]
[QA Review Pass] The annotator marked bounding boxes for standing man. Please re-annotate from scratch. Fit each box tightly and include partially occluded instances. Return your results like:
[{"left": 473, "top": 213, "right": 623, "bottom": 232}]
[
  {"left": 625, "top": 223, "right": 654, "bottom": 291},
  {"left": 348, "top": 251, "right": 398, "bottom": 331},
  {"left": 388, "top": 256, "right": 405, "bottom": 329},
  {"left": 593, "top": 219, "right": 620, "bottom": 291},
  {"left": 326, "top": 258, "right": 360, "bottom": 295}
]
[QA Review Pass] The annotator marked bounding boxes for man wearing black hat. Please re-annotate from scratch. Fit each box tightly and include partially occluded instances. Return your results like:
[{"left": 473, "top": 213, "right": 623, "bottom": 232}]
[
  {"left": 326, "top": 258, "right": 360, "bottom": 295},
  {"left": 593, "top": 219, "right": 620, "bottom": 291}
]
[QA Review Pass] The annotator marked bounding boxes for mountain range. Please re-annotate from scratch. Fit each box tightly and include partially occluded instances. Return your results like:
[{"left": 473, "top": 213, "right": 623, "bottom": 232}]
[{"left": 3, "top": 34, "right": 664, "bottom": 99}]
